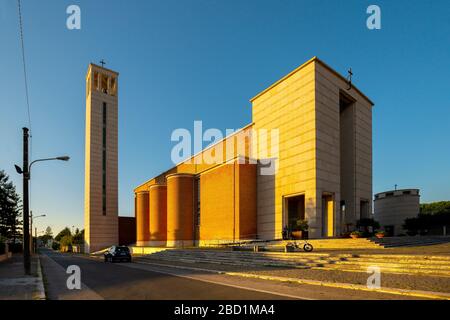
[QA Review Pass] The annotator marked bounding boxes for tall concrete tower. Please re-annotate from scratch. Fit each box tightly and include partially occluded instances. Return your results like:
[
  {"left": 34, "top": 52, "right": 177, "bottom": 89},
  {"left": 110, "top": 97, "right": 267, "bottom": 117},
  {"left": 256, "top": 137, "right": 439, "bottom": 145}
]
[{"left": 84, "top": 63, "right": 119, "bottom": 253}]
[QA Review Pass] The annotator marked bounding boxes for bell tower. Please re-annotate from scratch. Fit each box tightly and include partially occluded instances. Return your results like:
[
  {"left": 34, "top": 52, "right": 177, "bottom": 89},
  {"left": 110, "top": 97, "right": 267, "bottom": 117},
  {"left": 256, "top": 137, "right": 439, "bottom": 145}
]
[{"left": 84, "top": 63, "right": 119, "bottom": 253}]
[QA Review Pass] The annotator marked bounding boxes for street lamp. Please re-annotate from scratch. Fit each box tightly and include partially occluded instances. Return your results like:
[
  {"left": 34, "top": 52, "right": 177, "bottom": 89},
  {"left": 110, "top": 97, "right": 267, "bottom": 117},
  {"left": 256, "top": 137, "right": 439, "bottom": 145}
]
[
  {"left": 14, "top": 157, "right": 70, "bottom": 177},
  {"left": 30, "top": 212, "right": 46, "bottom": 253},
  {"left": 36, "top": 230, "right": 45, "bottom": 250},
  {"left": 14, "top": 127, "right": 70, "bottom": 275},
  {"left": 27, "top": 156, "right": 70, "bottom": 179}
]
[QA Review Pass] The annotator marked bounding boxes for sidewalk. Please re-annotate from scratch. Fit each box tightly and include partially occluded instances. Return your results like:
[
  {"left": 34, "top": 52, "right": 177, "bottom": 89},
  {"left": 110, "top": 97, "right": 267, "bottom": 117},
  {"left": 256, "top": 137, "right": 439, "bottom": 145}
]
[{"left": 0, "top": 254, "right": 45, "bottom": 300}]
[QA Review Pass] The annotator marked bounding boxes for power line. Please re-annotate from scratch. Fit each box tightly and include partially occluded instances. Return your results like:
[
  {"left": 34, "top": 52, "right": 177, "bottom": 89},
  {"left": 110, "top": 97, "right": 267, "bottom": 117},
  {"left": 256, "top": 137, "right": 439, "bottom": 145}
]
[
  {"left": 17, "top": 0, "right": 33, "bottom": 168},
  {"left": 17, "top": 0, "right": 32, "bottom": 132}
]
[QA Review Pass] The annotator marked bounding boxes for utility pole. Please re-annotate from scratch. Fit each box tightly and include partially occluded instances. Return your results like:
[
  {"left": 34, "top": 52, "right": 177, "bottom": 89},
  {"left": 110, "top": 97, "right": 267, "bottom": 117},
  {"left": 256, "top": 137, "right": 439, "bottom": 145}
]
[
  {"left": 22, "top": 127, "right": 31, "bottom": 275},
  {"left": 15, "top": 128, "right": 68, "bottom": 273}
]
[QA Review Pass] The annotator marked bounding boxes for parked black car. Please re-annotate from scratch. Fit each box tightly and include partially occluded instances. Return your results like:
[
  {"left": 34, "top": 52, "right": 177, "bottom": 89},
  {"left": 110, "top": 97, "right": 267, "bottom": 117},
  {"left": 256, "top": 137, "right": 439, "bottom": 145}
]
[{"left": 104, "top": 246, "right": 132, "bottom": 262}]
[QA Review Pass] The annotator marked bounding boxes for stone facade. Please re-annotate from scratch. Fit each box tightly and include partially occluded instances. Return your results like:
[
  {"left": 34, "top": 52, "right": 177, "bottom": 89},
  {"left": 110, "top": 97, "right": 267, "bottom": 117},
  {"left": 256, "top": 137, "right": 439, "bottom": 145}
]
[{"left": 251, "top": 58, "right": 373, "bottom": 239}]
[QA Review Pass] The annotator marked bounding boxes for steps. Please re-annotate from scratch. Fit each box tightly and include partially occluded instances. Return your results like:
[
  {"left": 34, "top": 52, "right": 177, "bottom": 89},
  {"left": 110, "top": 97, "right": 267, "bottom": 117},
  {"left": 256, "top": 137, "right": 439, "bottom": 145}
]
[
  {"left": 134, "top": 248, "right": 450, "bottom": 277},
  {"left": 203, "top": 238, "right": 383, "bottom": 250},
  {"left": 368, "top": 236, "right": 450, "bottom": 248},
  {"left": 263, "top": 238, "right": 382, "bottom": 250}
]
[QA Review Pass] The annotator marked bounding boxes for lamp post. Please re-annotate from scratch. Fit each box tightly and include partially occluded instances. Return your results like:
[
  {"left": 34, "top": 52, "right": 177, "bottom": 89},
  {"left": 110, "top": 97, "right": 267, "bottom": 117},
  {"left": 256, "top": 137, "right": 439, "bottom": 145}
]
[
  {"left": 15, "top": 127, "right": 69, "bottom": 275},
  {"left": 30, "top": 212, "right": 46, "bottom": 253},
  {"left": 35, "top": 229, "right": 45, "bottom": 252}
]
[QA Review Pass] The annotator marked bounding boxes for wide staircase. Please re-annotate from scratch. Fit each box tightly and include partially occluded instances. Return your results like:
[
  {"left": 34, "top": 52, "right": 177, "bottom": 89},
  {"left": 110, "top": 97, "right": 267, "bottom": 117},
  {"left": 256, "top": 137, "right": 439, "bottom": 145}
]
[
  {"left": 213, "top": 236, "right": 450, "bottom": 249},
  {"left": 135, "top": 248, "right": 450, "bottom": 277},
  {"left": 247, "top": 238, "right": 382, "bottom": 250},
  {"left": 368, "top": 236, "right": 450, "bottom": 248}
]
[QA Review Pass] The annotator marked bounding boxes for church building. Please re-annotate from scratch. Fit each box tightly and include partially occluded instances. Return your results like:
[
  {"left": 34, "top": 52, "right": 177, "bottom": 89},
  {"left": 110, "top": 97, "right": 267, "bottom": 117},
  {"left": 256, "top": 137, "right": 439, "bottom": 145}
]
[{"left": 133, "top": 57, "right": 374, "bottom": 247}]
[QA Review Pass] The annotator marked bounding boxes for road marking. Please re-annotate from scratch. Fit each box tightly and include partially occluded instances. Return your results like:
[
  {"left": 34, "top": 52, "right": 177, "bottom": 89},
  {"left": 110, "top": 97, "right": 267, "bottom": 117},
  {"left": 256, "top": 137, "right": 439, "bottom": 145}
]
[{"left": 121, "top": 262, "right": 315, "bottom": 300}]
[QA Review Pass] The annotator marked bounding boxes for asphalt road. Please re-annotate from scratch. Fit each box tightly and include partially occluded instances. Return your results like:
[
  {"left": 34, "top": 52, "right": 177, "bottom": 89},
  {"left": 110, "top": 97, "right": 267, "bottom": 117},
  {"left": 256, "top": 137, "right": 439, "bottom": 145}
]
[
  {"left": 39, "top": 249, "right": 294, "bottom": 300},
  {"left": 39, "top": 249, "right": 421, "bottom": 300}
]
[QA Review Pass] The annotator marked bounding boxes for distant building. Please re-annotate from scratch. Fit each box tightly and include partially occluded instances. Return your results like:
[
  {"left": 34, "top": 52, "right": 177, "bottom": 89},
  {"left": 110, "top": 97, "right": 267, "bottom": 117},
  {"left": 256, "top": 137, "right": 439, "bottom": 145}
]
[
  {"left": 374, "top": 189, "right": 420, "bottom": 236},
  {"left": 118, "top": 216, "right": 136, "bottom": 246}
]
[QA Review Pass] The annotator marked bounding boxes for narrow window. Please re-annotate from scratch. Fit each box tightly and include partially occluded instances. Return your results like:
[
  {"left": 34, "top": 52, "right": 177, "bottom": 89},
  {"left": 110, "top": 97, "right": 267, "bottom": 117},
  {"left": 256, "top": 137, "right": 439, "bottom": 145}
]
[
  {"left": 360, "top": 200, "right": 369, "bottom": 219},
  {"left": 339, "top": 91, "right": 355, "bottom": 225},
  {"left": 110, "top": 77, "right": 116, "bottom": 96},
  {"left": 102, "top": 102, "right": 107, "bottom": 215},
  {"left": 101, "top": 74, "right": 108, "bottom": 94},
  {"left": 93, "top": 71, "right": 99, "bottom": 90}
]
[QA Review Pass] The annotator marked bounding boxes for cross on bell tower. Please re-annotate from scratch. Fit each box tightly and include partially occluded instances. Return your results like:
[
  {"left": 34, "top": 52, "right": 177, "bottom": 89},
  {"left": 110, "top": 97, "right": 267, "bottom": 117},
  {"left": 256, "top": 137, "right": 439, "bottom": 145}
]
[{"left": 99, "top": 59, "right": 106, "bottom": 68}]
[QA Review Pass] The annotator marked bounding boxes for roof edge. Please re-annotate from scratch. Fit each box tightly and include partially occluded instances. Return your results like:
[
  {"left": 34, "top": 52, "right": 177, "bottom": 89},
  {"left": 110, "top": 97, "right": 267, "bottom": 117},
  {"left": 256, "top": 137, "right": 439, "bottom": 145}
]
[
  {"left": 87, "top": 63, "right": 119, "bottom": 76},
  {"left": 250, "top": 56, "right": 374, "bottom": 106},
  {"left": 133, "top": 122, "right": 254, "bottom": 192}
]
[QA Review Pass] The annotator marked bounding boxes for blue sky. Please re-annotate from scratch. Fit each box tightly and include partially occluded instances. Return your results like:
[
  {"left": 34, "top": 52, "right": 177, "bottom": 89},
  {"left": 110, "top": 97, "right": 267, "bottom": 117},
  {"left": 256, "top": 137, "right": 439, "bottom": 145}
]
[{"left": 0, "top": 0, "right": 449, "bottom": 234}]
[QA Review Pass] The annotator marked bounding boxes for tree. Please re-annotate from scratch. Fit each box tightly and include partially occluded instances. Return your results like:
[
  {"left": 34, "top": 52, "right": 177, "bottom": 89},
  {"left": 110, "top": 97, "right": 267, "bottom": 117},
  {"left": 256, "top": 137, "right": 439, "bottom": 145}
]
[
  {"left": 55, "top": 227, "right": 72, "bottom": 242},
  {"left": 403, "top": 201, "right": 450, "bottom": 235},
  {"left": 72, "top": 228, "right": 84, "bottom": 244},
  {"left": 39, "top": 226, "right": 53, "bottom": 244},
  {"left": 45, "top": 226, "right": 53, "bottom": 237},
  {"left": 420, "top": 201, "right": 450, "bottom": 215},
  {"left": 60, "top": 235, "right": 72, "bottom": 247},
  {"left": 403, "top": 216, "right": 422, "bottom": 235},
  {"left": 0, "top": 170, "right": 22, "bottom": 242}
]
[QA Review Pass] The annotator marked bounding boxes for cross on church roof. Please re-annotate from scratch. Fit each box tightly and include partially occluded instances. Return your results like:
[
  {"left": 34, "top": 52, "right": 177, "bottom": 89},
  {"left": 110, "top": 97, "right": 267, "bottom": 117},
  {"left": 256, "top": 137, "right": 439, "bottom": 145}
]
[
  {"left": 100, "top": 59, "right": 106, "bottom": 68},
  {"left": 346, "top": 68, "right": 353, "bottom": 90}
]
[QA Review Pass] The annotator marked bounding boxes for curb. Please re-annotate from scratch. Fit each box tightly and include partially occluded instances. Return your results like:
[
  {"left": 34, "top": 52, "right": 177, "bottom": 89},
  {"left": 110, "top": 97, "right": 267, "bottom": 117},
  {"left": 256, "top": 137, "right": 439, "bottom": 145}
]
[
  {"left": 136, "top": 260, "right": 450, "bottom": 300},
  {"left": 33, "top": 255, "right": 46, "bottom": 300}
]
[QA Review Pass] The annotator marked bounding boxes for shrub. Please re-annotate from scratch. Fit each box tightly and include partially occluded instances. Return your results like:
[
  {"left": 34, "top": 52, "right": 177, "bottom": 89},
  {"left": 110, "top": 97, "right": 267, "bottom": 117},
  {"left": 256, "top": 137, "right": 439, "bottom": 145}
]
[
  {"left": 8, "top": 243, "right": 22, "bottom": 253},
  {"left": 295, "top": 219, "right": 309, "bottom": 231},
  {"left": 403, "top": 211, "right": 450, "bottom": 235},
  {"left": 0, "top": 236, "right": 7, "bottom": 254},
  {"left": 350, "top": 231, "right": 363, "bottom": 237},
  {"left": 356, "top": 218, "right": 380, "bottom": 237},
  {"left": 52, "top": 242, "right": 60, "bottom": 251}
]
